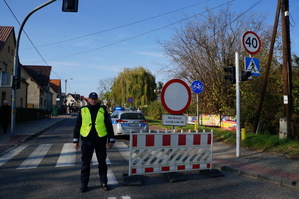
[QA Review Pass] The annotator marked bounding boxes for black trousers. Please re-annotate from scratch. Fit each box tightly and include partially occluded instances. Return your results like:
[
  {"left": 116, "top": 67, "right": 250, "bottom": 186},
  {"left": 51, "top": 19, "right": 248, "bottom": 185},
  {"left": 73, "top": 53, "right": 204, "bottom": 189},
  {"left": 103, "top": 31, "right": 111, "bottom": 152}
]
[
  {"left": 80, "top": 141, "right": 107, "bottom": 186},
  {"left": 1, "top": 121, "right": 9, "bottom": 133}
]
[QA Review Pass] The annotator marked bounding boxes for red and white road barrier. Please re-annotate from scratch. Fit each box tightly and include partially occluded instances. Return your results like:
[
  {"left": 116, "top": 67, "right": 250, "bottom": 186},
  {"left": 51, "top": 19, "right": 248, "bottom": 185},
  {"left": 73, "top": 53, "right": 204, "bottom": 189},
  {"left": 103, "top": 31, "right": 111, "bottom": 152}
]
[{"left": 128, "top": 131, "right": 213, "bottom": 176}]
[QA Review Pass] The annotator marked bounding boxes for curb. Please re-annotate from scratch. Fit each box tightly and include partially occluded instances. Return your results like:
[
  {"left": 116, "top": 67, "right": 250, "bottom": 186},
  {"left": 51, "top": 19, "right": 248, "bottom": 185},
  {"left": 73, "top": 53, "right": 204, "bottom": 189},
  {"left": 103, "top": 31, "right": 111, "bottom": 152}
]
[
  {"left": 0, "top": 118, "right": 67, "bottom": 156},
  {"left": 213, "top": 163, "right": 299, "bottom": 190}
]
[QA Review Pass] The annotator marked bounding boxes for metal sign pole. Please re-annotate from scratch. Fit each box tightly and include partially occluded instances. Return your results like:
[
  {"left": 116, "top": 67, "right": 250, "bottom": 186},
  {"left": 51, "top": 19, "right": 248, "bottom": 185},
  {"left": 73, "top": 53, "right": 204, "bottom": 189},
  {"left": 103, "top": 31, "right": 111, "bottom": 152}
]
[
  {"left": 235, "top": 52, "right": 241, "bottom": 157},
  {"left": 196, "top": 94, "right": 199, "bottom": 126}
]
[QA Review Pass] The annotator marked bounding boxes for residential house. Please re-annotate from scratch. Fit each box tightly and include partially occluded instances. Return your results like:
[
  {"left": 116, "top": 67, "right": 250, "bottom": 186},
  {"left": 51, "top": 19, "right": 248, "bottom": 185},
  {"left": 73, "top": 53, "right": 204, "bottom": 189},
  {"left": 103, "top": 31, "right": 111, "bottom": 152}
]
[
  {"left": 65, "top": 93, "right": 81, "bottom": 107},
  {"left": 22, "top": 65, "right": 52, "bottom": 109},
  {"left": 0, "top": 26, "right": 27, "bottom": 107},
  {"left": 50, "top": 79, "right": 63, "bottom": 107},
  {"left": 78, "top": 96, "right": 88, "bottom": 107}
]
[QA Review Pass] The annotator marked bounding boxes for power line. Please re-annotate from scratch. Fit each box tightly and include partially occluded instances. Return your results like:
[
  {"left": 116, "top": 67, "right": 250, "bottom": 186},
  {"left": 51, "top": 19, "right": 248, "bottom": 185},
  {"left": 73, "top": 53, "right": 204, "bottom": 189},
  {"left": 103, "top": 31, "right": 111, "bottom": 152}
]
[
  {"left": 25, "top": 0, "right": 214, "bottom": 49},
  {"left": 35, "top": 0, "right": 238, "bottom": 61},
  {"left": 4, "top": 0, "right": 264, "bottom": 79},
  {"left": 3, "top": 0, "right": 49, "bottom": 66},
  {"left": 3, "top": 0, "right": 64, "bottom": 80}
]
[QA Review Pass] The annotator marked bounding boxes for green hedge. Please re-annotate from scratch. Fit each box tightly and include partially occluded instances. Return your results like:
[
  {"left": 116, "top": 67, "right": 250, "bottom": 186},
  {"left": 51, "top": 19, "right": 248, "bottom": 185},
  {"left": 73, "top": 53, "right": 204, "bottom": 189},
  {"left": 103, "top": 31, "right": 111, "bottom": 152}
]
[{"left": 16, "top": 108, "right": 47, "bottom": 123}]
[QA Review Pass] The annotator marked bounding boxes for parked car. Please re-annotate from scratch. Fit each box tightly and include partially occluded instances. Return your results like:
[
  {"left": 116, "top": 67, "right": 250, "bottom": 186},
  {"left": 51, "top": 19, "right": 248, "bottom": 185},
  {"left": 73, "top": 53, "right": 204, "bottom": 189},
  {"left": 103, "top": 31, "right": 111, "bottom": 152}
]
[{"left": 110, "top": 110, "right": 149, "bottom": 136}]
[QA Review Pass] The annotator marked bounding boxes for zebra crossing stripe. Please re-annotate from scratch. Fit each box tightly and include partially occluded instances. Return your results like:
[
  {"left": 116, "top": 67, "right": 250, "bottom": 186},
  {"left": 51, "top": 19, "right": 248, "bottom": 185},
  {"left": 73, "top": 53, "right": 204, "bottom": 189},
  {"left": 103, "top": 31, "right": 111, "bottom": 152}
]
[
  {"left": 107, "top": 170, "right": 118, "bottom": 185},
  {"left": 17, "top": 144, "right": 51, "bottom": 170},
  {"left": 107, "top": 196, "right": 131, "bottom": 199},
  {"left": 0, "top": 145, "right": 28, "bottom": 166},
  {"left": 1, "top": 142, "right": 129, "bottom": 169},
  {"left": 56, "top": 143, "right": 77, "bottom": 167},
  {"left": 92, "top": 151, "right": 111, "bottom": 165},
  {"left": 114, "top": 142, "right": 130, "bottom": 161}
]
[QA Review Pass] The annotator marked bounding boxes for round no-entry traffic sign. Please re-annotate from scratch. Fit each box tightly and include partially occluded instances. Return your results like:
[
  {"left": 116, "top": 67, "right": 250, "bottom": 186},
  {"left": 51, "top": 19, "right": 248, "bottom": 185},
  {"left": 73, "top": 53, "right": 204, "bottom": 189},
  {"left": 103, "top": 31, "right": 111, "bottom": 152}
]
[
  {"left": 161, "top": 79, "right": 191, "bottom": 115},
  {"left": 242, "top": 31, "right": 261, "bottom": 55}
]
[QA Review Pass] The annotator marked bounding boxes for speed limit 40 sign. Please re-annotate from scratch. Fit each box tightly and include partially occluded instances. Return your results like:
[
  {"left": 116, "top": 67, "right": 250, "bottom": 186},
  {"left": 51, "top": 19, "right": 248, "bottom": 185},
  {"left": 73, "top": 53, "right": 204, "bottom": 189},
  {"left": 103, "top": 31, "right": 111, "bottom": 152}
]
[{"left": 242, "top": 31, "right": 261, "bottom": 54}]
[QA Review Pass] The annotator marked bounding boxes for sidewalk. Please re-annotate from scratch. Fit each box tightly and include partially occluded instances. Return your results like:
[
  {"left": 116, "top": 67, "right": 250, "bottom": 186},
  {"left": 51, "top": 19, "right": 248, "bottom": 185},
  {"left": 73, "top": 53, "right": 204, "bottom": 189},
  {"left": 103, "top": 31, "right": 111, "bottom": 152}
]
[
  {"left": 0, "top": 114, "right": 72, "bottom": 155},
  {"left": 148, "top": 125, "right": 299, "bottom": 190},
  {"left": 0, "top": 120, "right": 298, "bottom": 190}
]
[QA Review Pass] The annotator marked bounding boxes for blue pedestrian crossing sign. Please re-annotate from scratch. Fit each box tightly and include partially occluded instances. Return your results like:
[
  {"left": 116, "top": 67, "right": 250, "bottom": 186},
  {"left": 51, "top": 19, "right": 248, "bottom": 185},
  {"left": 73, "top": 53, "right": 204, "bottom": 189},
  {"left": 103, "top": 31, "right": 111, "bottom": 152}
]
[
  {"left": 245, "top": 57, "right": 260, "bottom": 76},
  {"left": 191, "top": 80, "right": 204, "bottom": 94}
]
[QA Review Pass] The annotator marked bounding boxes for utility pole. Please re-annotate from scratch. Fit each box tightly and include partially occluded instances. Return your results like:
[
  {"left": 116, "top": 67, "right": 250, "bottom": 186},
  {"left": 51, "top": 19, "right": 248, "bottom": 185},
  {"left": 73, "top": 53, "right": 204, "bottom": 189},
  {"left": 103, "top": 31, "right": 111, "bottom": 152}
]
[
  {"left": 281, "top": 0, "right": 293, "bottom": 137},
  {"left": 253, "top": 0, "right": 281, "bottom": 134}
]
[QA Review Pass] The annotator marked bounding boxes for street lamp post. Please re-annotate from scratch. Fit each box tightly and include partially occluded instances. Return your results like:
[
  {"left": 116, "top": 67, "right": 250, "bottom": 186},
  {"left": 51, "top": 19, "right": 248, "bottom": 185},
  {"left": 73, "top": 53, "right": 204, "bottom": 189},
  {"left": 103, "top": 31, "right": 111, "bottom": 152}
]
[
  {"left": 11, "top": 0, "right": 56, "bottom": 136},
  {"left": 65, "top": 78, "right": 73, "bottom": 95},
  {"left": 64, "top": 78, "right": 73, "bottom": 105}
]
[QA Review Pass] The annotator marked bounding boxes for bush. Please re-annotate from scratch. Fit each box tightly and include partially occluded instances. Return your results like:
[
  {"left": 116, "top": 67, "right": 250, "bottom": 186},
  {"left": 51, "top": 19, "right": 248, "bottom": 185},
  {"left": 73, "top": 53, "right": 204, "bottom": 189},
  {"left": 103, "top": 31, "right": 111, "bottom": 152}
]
[{"left": 148, "top": 101, "right": 166, "bottom": 120}]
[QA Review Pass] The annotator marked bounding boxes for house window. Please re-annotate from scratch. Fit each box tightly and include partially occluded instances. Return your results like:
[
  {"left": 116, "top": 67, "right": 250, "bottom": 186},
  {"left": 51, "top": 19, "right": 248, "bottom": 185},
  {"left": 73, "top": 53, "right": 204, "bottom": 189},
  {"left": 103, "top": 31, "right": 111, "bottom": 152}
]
[{"left": 2, "top": 62, "right": 7, "bottom": 72}]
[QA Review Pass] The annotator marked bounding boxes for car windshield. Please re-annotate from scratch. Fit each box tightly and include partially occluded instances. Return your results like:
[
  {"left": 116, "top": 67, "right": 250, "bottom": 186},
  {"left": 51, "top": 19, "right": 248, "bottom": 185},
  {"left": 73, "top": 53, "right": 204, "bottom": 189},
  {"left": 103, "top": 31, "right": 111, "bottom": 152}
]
[{"left": 120, "top": 113, "right": 145, "bottom": 120}]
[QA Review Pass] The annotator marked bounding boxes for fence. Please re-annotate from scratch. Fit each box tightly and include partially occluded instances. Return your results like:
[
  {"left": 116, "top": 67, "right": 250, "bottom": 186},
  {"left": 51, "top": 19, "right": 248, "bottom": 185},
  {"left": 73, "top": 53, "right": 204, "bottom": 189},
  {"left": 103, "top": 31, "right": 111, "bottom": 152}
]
[{"left": 128, "top": 130, "right": 213, "bottom": 176}]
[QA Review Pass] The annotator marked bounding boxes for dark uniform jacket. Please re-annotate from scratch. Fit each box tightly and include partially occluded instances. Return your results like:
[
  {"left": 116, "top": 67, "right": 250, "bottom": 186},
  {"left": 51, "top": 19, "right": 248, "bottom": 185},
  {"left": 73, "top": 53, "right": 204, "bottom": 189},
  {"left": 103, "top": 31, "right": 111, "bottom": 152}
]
[
  {"left": 0, "top": 104, "right": 11, "bottom": 123},
  {"left": 73, "top": 104, "right": 115, "bottom": 145}
]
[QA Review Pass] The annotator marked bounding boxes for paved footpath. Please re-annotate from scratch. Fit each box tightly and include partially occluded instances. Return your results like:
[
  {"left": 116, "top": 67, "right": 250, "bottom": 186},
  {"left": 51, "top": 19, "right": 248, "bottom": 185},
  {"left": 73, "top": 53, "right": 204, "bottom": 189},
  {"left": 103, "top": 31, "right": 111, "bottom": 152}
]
[
  {"left": 0, "top": 114, "right": 72, "bottom": 155},
  {"left": 0, "top": 118, "right": 299, "bottom": 190},
  {"left": 148, "top": 125, "right": 299, "bottom": 190}
]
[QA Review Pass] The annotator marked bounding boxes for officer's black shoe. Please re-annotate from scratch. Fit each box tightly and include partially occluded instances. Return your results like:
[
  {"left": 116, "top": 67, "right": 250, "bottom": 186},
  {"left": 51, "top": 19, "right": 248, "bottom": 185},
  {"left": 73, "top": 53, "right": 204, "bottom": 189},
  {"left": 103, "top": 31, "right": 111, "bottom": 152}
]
[
  {"left": 80, "top": 185, "right": 88, "bottom": 193},
  {"left": 101, "top": 183, "right": 109, "bottom": 191}
]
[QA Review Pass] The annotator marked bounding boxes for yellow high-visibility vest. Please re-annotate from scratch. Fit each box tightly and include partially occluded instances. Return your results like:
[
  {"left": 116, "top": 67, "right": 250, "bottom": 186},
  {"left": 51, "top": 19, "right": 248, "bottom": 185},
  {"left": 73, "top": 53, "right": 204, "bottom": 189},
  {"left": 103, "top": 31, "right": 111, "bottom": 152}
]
[{"left": 80, "top": 107, "right": 108, "bottom": 137}]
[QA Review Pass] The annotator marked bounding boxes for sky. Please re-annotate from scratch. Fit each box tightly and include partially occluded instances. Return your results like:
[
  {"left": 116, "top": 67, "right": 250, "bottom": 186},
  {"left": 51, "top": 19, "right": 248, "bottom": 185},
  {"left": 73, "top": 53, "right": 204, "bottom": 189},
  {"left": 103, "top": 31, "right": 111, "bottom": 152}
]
[{"left": 0, "top": 0, "right": 298, "bottom": 97}]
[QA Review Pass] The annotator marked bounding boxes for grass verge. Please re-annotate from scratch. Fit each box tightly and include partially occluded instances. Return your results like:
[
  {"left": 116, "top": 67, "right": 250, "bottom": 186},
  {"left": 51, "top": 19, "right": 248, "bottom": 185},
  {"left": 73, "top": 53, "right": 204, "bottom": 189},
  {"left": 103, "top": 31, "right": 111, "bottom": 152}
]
[{"left": 147, "top": 117, "right": 299, "bottom": 159}]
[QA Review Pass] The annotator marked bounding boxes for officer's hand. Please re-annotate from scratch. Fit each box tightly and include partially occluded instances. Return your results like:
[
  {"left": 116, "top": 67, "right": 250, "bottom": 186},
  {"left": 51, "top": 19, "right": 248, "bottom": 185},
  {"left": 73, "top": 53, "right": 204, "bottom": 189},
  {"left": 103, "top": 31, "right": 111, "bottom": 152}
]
[
  {"left": 73, "top": 143, "right": 79, "bottom": 150},
  {"left": 108, "top": 143, "right": 114, "bottom": 149}
]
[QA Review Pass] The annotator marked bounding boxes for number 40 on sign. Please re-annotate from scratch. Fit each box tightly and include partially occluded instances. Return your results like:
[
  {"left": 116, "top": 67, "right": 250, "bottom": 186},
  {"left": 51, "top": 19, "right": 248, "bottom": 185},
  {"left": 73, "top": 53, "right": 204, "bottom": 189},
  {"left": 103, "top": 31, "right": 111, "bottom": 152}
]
[{"left": 242, "top": 31, "right": 261, "bottom": 55}]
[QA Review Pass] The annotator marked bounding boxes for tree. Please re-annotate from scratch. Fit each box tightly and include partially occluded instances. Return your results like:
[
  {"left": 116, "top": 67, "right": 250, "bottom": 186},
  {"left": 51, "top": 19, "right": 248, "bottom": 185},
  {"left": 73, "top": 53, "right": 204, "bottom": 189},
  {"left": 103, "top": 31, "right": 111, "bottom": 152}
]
[
  {"left": 97, "top": 78, "right": 114, "bottom": 107},
  {"left": 110, "top": 66, "right": 156, "bottom": 108},
  {"left": 160, "top": 6, "right": 285, "bottom": 134}
]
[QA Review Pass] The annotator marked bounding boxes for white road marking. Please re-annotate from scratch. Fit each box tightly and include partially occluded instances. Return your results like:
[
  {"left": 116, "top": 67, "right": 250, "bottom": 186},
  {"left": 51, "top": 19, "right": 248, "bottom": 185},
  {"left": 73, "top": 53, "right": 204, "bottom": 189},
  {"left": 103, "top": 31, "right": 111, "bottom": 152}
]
[
  {"left": 0, "top": 145, "right": 28, "bottom": 166},
  {"left": 114, "top": 142, "right": 129, "bottom": 161},
  {"left": 17, "top": 144, "right": 51, "bottom": 169},
  {"left": 56, "top": 143, "right": 77, "bottom": 167},
  {"left": 92, "top": 150, "right": 111, "bottom": 165}
]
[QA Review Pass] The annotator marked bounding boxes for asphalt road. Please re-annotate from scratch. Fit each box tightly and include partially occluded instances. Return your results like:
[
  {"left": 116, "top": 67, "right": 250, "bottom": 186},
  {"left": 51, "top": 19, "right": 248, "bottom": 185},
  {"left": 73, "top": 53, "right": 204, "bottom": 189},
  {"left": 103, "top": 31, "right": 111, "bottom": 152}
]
[{"left": 0, "top": 117, "right": 298, "bottom": 199}]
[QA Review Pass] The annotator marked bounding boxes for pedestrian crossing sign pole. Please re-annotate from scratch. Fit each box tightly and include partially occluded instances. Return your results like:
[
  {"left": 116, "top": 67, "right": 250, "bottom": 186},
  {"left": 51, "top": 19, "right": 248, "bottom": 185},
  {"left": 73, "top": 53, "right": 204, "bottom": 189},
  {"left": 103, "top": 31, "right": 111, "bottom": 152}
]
[{"left": 245, "top": 57, "right": 260, "bottom": 76}]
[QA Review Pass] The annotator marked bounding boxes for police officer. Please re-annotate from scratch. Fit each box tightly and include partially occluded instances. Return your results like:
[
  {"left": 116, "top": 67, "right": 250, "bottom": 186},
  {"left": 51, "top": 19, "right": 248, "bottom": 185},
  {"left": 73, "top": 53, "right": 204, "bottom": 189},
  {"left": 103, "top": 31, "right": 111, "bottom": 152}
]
[{"left": 73, "top": 92, "right": 115, "bottom": 193}]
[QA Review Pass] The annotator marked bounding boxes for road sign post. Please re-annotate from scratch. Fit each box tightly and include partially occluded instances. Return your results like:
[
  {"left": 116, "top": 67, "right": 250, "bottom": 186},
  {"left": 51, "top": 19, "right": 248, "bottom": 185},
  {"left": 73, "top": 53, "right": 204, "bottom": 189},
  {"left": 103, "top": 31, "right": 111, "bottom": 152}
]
[
  {"left": 191, "top": 81, "right": 204, "bottom": 127},
  {"left": 235, "top": 52, "right": 241, "bottom": 158}
]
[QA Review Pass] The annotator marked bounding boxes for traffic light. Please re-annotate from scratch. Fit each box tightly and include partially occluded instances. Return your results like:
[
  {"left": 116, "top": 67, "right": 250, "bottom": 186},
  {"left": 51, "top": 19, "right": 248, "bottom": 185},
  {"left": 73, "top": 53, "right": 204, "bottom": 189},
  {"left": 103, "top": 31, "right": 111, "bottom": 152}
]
[
  {"left": 241, "top": 71, "right": 252, "bottom": 82},
  {"left": 62, "top": 0, "right": 79, "bottom": 12},
  {"left": 224, "top": 66, "right": 236, "bottom": 84},
  {"left": 12, "top": 76, "right": 20, "bottom": 89}
]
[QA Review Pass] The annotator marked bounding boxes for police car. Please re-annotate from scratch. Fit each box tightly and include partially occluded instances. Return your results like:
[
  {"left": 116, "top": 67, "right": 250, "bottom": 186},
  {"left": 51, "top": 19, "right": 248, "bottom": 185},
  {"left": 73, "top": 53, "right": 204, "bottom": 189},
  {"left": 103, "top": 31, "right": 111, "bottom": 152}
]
[{"left": 110, "top": 107, "right": 149, "bottom": 136}]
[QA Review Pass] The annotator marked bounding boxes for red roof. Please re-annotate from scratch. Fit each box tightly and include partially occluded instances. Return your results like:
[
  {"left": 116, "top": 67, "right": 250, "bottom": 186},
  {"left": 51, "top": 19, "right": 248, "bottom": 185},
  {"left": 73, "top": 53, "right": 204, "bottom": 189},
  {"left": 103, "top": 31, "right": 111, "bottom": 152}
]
[
  {"left": 50, "top": 79, "right": 61, "bottom": 92},
  {"left": 0, "top": 26, "right": 15, "bottom": 51}
]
